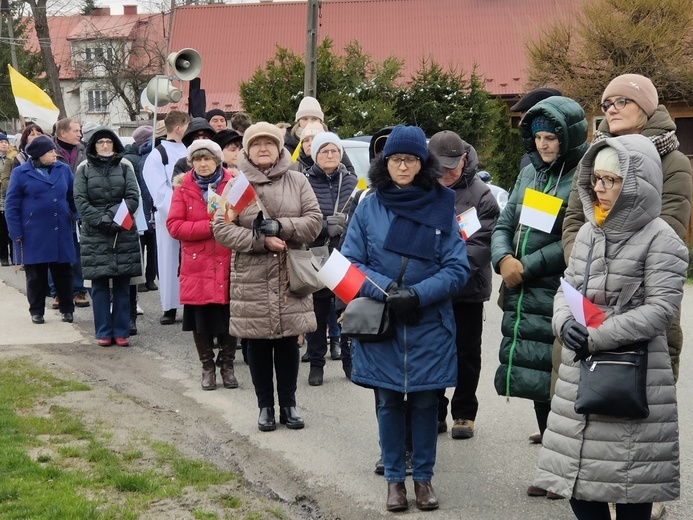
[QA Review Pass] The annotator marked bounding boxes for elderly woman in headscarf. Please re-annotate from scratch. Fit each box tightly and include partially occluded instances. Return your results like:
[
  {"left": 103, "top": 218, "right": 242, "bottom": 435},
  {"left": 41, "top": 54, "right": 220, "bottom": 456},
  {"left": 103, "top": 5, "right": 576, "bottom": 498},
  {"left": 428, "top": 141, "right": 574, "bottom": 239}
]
[
  {"left": 213, "top": 122, "right": 322, "bottom": 432},
  {"left": 167, "top": 139, "right": 237, "bottom": 391}
]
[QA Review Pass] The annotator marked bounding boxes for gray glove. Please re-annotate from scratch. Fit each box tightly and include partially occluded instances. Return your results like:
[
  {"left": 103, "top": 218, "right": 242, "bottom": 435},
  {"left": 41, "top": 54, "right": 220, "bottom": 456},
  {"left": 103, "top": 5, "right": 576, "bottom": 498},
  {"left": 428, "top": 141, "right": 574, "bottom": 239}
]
[{"left": 326, "top": 213, "right": 346, "bottom": 237}]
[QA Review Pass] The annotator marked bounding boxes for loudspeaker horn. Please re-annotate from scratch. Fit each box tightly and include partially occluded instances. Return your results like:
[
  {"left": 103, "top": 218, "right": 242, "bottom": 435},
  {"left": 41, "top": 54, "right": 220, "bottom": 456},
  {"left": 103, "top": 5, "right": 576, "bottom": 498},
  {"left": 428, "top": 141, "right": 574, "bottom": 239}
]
[
  {"left": 167, "top": 48, "right": 202, "bottom": 81},
  {"left": 146, "top": 77, "right": 182, "bottom": 107}
]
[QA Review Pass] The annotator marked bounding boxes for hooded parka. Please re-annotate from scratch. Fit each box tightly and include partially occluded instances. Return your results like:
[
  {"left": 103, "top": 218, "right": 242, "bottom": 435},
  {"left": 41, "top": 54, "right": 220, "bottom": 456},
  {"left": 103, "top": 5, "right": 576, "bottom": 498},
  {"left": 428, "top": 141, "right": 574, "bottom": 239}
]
[
  {"left": 534, "top": 134, "right": 687, "bottom": 503},
  {"left": 491, "top": 96, "right": 588, "bottom": 402},
  {"left": 212, "top": 149, "right": 322, "bottom": 339},
  {"left": 73, "top": 128, "right": 142, "bottom": 280},
  {"left": 340, "top": 158, "right": 471, "bottom": 393}
]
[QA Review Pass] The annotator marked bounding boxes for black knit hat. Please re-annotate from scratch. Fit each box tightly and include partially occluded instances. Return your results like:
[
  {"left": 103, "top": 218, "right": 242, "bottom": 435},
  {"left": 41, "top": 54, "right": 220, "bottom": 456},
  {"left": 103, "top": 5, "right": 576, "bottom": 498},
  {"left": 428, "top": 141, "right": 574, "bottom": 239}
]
[
  {"left": 213, "top": 129, "right": 243, "bottom": 150},
  {"left": 205, "top": 109, "right": 226, "bottom": 122},
  {"left": 26, "top": 135, "right": 56, "bottom": 158}
]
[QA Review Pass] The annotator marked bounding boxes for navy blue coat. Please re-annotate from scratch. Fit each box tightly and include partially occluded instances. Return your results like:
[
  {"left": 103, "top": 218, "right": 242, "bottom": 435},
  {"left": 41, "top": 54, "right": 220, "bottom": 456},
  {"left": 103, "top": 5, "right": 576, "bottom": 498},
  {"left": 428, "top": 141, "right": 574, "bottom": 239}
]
[
  {"left": 5, "top": 160, "right": 77, "bottom": 265},
  {"left": 341, "top": 193, "right": 471, "bottom": 393}
]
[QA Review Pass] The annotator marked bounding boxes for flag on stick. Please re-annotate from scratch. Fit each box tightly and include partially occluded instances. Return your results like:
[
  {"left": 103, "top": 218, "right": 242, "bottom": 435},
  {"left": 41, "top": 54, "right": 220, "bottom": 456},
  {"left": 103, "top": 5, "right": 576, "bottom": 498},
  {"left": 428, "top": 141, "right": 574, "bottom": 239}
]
[
  {"left": 226, "top": 171, "right": 256, "bottom": 213},
  {"left": 317, "top": 249, "right": 366, "bottom": 304},
  {"left": 113, "top": 200, "right": 133, "bottom": 231},
  {"left": 560, "top": 278, "right": 605, "bottom": 328},
  {"left": 456, "top": 207, "right": 481, "bottom": 240},
  {"left": 519, "top": 188, "right": 562, "bottom": 233},
  {"left": 8, "top": 65, "right": 59, "bottom": 131}
]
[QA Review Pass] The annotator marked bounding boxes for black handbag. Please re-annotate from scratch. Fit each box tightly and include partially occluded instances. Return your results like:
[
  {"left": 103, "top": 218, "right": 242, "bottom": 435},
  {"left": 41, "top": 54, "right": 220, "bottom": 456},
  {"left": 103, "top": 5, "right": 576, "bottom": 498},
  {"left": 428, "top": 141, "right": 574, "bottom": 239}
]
[
  {"left": 574, "top": 342, "right": 649, "bottom": 418},
  {"left": 340, "top": 257, "right": 408, "bottom": 343}
]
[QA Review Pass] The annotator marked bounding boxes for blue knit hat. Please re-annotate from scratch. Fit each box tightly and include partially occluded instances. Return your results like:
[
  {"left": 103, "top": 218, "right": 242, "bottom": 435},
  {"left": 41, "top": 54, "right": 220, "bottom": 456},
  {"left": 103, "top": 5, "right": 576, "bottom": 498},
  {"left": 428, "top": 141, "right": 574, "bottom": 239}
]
[
  {"left": 530, "top": 115, "right": 556, "bottom": 136},
  {"left": 382, "top": 125, "right": 428, "bottom": 162},
  {"left": 26, "top": 135, "right": 56, "bottom": 159}
]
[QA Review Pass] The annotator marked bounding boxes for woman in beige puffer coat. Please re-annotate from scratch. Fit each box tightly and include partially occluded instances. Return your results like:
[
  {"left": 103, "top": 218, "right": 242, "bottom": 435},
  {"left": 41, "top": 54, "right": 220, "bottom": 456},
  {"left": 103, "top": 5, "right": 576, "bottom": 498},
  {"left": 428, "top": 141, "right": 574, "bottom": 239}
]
[
  {"left": 534, "top": 134, "right": 687, "bottom": 519},
  {"left": 213, "top": 122, "right": 322, "bottom": 432}
]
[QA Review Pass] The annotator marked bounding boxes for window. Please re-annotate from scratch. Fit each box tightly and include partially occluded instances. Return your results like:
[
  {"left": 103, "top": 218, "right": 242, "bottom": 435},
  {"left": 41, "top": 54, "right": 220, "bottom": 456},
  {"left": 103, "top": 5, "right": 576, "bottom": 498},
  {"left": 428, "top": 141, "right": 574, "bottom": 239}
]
[
  {"left": 88, "top": 90, "right": 109, "bottom": 113},
  {"left": 85, "top": 46, "right": 114, "bottom": 63}
]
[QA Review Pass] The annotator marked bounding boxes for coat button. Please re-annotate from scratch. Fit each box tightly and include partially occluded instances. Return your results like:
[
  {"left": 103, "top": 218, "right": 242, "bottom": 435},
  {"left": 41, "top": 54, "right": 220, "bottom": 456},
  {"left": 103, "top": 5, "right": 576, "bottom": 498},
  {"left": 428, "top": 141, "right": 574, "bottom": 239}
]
[
  {"left": 53, "top": 198, "right": 57, "bottom": 202},
  {"left": 54, "top": 227, "right": 58, "bottom": 230},
  {"left": 54, "top": 213, "right": 57, "bottom": 216}
]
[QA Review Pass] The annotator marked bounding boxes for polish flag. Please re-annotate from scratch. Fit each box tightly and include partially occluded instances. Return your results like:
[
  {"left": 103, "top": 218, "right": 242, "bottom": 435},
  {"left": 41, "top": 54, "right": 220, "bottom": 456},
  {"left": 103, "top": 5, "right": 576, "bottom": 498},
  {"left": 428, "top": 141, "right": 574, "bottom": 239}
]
[
  {"left": 560, "top": 278, "right": 605, "bottom": 328},
  {"left": 226, "top": 171, "right": 256, "bottom": 213},
  {"left": 317, "top": 249, "right": 366, "bottom": 304},
  {"left": 113, "top": 200, "right": 133, "bottom": 231}
]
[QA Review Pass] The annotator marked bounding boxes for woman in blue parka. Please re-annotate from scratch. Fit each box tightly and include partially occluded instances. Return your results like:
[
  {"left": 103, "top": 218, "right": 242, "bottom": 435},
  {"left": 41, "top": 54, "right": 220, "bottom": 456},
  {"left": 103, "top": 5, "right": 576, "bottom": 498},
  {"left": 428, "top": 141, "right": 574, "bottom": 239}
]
[
  {"left": 341, "top": 125, "right": 470, "bottom": 513},
  {"left": 5, "top": 135, "right": 76, "bottom": 324}
]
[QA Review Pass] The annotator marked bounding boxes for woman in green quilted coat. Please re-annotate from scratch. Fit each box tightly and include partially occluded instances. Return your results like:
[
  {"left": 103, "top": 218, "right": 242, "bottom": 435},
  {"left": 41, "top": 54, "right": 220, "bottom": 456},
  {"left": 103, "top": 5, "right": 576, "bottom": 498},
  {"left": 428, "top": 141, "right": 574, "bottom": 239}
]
[{"left": 490, "top": 97, "right": 588, "bottom": 466}]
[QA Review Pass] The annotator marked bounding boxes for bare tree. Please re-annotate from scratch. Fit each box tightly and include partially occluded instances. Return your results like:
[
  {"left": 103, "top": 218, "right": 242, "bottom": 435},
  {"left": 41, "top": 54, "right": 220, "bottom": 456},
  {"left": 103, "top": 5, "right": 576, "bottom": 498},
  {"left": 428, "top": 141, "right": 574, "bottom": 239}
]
[{"left": 525, "top": 0, "right": 693, "bottom": 110}]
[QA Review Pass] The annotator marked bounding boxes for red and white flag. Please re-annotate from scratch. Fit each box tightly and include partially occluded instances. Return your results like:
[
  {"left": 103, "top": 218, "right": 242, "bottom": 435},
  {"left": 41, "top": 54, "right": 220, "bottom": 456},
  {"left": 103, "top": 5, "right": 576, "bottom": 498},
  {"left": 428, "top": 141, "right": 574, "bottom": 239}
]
[
  {"left": 317, "top": 249, "right": 366, "bottom": 304},
  {"left": 113, "top": 199, "right": 133, "bottom": 231},
  {"left": 560, "top": 278, "right": 605, "bottom": 328},
  {"left": 226, "top": 171, "right": 256, "bottom": 213}
]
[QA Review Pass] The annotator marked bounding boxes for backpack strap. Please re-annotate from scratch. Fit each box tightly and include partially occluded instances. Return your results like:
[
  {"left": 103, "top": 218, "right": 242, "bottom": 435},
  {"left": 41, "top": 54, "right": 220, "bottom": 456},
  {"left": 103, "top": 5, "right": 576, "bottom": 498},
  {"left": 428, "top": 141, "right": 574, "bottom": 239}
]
[{"left": 155, "top": 143, "right": 169, "bottom": 166}]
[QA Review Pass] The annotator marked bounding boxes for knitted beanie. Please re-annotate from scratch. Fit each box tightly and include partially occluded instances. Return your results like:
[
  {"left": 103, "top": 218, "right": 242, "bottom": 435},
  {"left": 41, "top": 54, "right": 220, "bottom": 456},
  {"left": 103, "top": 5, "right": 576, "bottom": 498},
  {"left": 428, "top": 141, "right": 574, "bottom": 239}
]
[
  {"left": 295, "top": 96, "right": 324, "bottom": 122},
  {"left": 205, "top": 108, "right": 226, "bottom": 122},
  {"left": 26, "top": 135, "right": 56, "bottom": 158},
  {"left": 132, "top": 126, "right": 154, "bottom": 147},
  {"left": 382, "top": 125, "right": 428, "bottom": 162},
  {"left": 242, "top": 122, "right": 284, "bottom": 151},
  {"left": 81, "top": 122, "right": 100, "bottom": 143},
  {"left": 601, "top": 74, "right": 658, "bottom": 117},
  {"left": 187, "top": 139, "right": 223, "bottom": 164},
  {"left": 0, "top": 133, "right": 8, "bottom": 143},
  {"left": 310, "top": 132, "right": 343, "bottom": 163},
  {"left": 531, "top": 116, "right": 556, "bottom": 136},
  {"left": 593, "top": 146, "right": 621, "bottom": 176}
]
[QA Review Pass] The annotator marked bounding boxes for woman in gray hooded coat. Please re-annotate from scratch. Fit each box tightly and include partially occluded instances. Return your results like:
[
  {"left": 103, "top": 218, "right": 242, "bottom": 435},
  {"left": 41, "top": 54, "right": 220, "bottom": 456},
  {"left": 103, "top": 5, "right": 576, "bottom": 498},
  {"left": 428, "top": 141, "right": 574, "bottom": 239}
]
[{"left": 534, "top": 134, "right": 687, "bottom": 519}]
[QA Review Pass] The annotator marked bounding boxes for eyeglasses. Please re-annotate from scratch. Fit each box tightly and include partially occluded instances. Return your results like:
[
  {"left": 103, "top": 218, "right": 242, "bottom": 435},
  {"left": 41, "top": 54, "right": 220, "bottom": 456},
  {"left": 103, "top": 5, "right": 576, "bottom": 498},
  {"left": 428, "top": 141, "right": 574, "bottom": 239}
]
[
  {"left": 318, "top": 148, "right": 340, "bottom": 156},
  {"left": 599, "top": 97, "right": 633, "bottom": 113},
  {"left": 388, "top": 156, "right": 420, "bottom": 167},
  {"left": 590, "top": 173, "right": 622, "bottom": 189},
  {"left": 96, "top": 139, "right": 113, "bottom": 146}
]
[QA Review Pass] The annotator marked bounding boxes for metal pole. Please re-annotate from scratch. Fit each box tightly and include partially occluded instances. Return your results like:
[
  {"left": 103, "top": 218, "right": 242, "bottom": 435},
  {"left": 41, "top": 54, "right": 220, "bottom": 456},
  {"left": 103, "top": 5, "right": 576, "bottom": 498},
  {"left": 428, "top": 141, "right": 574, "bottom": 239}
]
[{"left": 304, "top": 0, "right": 318, "bottom": 97}]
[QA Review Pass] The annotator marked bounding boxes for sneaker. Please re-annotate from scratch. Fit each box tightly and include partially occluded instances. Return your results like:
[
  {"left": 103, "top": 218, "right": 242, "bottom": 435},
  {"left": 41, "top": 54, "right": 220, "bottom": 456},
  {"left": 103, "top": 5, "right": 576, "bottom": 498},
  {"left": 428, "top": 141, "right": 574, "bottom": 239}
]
[
  {"left": 51, "top": 297, "right": 60, "bottom": 309},
  {"left": 451, "top": 419, "right": 474, "bottom": 439},
  {"left": 73, "top": 293, "right": 90, "bottom": 307},
  {"left": 136, "top": 304, "right": 144, "bottom": 316},
  {"left": 651, "top": 502, "right": 667, "bottom": 520},
  {"left": 528, "top": 431, "right": 542, "bottom": 444}
]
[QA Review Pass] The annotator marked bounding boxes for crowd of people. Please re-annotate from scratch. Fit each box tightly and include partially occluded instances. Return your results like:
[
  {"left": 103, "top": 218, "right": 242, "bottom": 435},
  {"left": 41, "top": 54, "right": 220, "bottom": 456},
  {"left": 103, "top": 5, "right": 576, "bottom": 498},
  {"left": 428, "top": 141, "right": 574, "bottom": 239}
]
[{"left": 0, "top": 73, "right": 690, "bottom": 518}]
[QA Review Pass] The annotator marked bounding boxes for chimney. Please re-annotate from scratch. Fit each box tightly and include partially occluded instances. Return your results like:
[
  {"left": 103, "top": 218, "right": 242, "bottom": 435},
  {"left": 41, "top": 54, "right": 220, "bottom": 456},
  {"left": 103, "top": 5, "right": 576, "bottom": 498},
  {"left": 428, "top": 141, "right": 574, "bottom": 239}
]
[
  {"left": 92, "top": 7, "right": 111, "bottom": 16},
  {"left": 123, "top": 5, "right": 138, "bottom": 15}
]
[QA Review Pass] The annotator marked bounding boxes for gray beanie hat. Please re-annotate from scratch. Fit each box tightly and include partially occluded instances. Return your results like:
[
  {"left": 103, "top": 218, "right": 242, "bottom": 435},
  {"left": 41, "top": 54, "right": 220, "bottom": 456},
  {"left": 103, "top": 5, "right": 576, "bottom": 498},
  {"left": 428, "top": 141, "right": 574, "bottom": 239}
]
[
  {"left": 295, "top": 96, "right": 324, "bottom": 122},
  {"left": 187, "top": 139, "right": 223, "bottom": 164},
  {"left": 310, "top": 132, "right": 343, "bottom": 163}
]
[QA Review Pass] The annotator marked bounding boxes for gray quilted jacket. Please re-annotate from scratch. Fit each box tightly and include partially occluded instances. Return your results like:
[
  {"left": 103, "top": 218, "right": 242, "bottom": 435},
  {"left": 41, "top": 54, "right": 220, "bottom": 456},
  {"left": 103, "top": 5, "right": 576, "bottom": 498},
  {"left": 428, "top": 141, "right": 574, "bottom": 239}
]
[{"left": 534, "top": 135, "right": 688, "bottom": 503}]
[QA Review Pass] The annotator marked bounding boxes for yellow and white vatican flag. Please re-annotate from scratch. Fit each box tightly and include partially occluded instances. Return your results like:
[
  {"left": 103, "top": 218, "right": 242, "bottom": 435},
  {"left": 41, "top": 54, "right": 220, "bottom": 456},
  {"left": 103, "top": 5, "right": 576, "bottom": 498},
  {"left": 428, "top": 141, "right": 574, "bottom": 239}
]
[{"left": 8, "top": 65, "right": 60, "bottom": 131}]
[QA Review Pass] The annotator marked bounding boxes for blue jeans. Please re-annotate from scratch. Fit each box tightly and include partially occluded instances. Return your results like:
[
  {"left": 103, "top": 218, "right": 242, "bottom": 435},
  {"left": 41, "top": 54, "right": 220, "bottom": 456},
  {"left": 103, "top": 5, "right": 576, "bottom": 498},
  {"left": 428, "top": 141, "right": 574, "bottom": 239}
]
[
  {"left": 92, "top": 276, "right": 130, "bottom": 339},
  {"left": 377, "top": 388, "right": 438, "bottom": 482}
]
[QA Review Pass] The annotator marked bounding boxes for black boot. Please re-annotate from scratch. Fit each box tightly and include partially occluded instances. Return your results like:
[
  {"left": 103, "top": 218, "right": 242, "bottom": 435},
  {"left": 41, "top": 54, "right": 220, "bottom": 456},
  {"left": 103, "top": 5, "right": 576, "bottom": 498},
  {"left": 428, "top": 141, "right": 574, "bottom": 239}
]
[
  {"left": 308, "top": 366, "right": 323, "bottom": 386},
  {"left": 193, "top": 332, "right": 217, "bottom": 390},
  {"left": 279, "top": 406, "right": 304, "bottom": 429},
  {"left": 217, "top": 334, "right": 239, "bottom": 388},
  {"left": 329, "top": 337, "right": 341, "bottom": 360},
  {"left": 129, "top": 317, "right": 138, "bottom": 335},
  {"left": 160, "top": 309, "right": 176, "bottom": 325},
  {"left": 258, "top": 407, "right": 276, "bottom": 432}
]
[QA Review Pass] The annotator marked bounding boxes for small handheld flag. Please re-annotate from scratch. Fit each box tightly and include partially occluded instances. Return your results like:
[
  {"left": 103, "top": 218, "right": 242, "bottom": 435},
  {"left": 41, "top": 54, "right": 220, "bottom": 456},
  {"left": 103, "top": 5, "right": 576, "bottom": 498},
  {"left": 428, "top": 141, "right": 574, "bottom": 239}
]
[
  {"left": 317, "top": 249, "right": 367, "bottom": 304},
  {"left": 519, "top": 188, "right": 562, "bottom": 233},
  {"left": 456, "top": 207, "right": 481, "bottom": 240},
  {"left": 113, "top": 200, "right": 133, "bottom": 231},
  {"left": 226, "top": 171, "right": 256, "bottom": 213},
  {"left": 560, "top": 278, "right": 605, "bottom": 328}
]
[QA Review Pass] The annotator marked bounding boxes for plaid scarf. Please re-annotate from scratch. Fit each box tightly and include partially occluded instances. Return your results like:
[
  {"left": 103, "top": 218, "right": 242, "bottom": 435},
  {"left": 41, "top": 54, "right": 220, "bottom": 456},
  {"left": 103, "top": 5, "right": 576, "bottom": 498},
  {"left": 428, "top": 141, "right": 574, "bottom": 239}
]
[{"left": 593, "top": 130, "right": 679, "bottom": 157}]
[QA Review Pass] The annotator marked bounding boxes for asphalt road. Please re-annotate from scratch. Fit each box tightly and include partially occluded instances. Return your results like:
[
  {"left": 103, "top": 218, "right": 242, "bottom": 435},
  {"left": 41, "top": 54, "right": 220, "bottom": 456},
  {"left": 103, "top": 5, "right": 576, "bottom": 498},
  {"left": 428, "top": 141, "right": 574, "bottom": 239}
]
[{"left": 1, "top": 267, "right": 691, "bottom": 519}]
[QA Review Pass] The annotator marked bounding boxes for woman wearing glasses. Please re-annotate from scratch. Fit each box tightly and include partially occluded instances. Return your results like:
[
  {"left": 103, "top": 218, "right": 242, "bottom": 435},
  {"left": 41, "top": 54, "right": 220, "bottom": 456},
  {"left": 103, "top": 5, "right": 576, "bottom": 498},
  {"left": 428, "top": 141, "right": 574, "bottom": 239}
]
[
  {"left": 341, "top": 125, "right": 470, "bottom": 512},
  {"left": 534, "top": 136, "right": 687, "bottom": 519},
  {"left": 490, "top": 97, "right": 588, "bottom": 498},
  {"left": 302, "top": 132, "right": 357, "bottom": 385},
  {"left": 562, "top": 74, "right": 691, "bottom": 386},
  {"left": 73, "top": 128, "right": 141, "bottom": 347}
]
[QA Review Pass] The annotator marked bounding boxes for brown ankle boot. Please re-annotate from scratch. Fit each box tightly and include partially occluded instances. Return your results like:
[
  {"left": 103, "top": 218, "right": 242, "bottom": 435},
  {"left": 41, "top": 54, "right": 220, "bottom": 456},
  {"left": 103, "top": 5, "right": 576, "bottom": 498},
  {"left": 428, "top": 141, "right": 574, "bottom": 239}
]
[
  {"left": 414, "top": 481, "right": 439, "bottom": 510},
  {"left": 193, "top": 332, "right": 217, "bottom": 390},
  {"left": 217, "top": 334, "right": 239, "bottom": 388},
  {"left": 386, "top": 482, "right": 408, "bottom": 512}
]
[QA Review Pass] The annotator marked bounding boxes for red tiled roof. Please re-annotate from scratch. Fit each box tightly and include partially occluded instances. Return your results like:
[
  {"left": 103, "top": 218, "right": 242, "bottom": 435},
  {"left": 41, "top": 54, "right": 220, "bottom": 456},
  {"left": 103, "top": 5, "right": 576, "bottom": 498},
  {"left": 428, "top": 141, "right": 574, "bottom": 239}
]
[{"left": 168, "top": 0, "right": 581, "bottom": 112}]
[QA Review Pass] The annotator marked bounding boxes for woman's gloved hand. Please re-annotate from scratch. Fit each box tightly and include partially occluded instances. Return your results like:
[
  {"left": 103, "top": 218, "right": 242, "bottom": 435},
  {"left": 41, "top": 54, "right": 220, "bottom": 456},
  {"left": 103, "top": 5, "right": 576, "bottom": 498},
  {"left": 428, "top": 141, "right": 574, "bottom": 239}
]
[
  {"left": 387, "top": 288, "right": 420, "bottom": 326},
  {"left": 96, "top": 214, "right": 114, "bottom": 231},
  {"left": 326, "top": 213, "right": 346, "bottom": 237},
  {"left": 561, "top": 319, "right": 590, "bottom": 360}
]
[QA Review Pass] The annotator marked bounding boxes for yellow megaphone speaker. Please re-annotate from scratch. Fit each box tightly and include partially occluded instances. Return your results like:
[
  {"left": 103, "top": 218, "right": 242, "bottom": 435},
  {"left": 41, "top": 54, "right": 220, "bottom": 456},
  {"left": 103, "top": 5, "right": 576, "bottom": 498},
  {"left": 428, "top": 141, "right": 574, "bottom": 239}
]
[
  {"left": 167, "top": 48, "right": 202, "bottom": 81},
  {"left": 146, "top": 77, "right": 182, "bottom": 107}
]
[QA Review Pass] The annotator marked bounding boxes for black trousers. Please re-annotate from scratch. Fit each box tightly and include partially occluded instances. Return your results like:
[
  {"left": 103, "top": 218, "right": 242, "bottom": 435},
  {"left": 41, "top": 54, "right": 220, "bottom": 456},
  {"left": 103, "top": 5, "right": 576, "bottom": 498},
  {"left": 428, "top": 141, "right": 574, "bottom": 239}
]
[
  {"left": 0, "top": 211, "right": 12, "bottom": 262},
  {"left": 140, "top": 231, "right": 157, "bottom": 284},
  {"left": 247, "top": 336, "right": 299, "bottom": 408},
  {"left": 305, "top": 294, "right": 331, "bottom": 368},
  {"left": 438, "top": 301, "right": 483, "bottom": 421},
  {"left": 569, "top": 498, "right": 652, "bottom": 520},
  {"left": 25, "top": 263, "right": 74, "bottom": 316}
]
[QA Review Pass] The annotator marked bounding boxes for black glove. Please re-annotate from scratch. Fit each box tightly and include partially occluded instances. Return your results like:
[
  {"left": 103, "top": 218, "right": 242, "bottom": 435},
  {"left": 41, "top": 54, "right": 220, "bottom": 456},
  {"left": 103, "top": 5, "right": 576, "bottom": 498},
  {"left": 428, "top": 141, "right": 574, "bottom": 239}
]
[
  {"left": 561, "top": 319, "right": 590, "bottom": 360},
  {"left": 387, "top": 288, "right": 420, "bottom": 326},
  {"left": 96, "top": 214, "right": 114, "bottom": 232},
  {"left": 326, "top": 213, "right": 346, "bottom": 237}
]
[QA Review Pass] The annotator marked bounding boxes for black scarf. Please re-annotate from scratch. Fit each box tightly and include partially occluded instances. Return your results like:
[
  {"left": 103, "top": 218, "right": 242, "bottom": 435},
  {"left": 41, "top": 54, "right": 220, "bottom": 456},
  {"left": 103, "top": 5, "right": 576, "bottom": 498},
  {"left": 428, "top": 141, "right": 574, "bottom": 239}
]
[
  {"left": 376, "top": 183, "right": 455, "bottom": 261},
  {"left": 193, "top": 166, "right": 223, "bottom": 201}
]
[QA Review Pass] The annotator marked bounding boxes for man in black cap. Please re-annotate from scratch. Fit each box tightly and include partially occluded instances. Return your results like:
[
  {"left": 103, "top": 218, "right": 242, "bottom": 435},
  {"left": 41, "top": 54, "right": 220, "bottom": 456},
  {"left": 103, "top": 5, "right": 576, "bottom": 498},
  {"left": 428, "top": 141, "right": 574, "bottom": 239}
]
[
  {"left": 428, "top": 130, "right": 500, "bottom": 440},
  {"left": 205, "top": 109, "right": 227, "bottom": 133}
]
